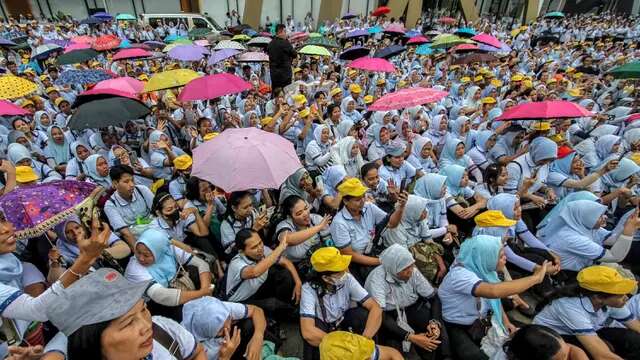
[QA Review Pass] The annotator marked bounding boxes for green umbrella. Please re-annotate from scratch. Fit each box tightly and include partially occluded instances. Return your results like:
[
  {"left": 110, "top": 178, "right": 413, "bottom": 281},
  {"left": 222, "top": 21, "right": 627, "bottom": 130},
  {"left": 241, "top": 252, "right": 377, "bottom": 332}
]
[
  {"left": 430, "top": 34, "right": 473, "bottom": 49},
  {"left": 305, "top": 37, "right": 339, "bottom": 49},
  {"left": 56, "top": 49, "right": 99, "bottom": 65},
  {"left": 115, "top": 13, "right": 136, "bottom": 21},
  {"left": 309, "top": 32, "right": 322, "bottom": 38},
  {"left": 608, "top": 61, "right": 640, "bottom": 79},
  {"left": 299, "top": 45, "right": 332, "bottom": 57},
  {"left": 544, "top": 11, "right": 565, "bottom": 18},
  {"left": 188, "top": 28, "right": 212, "bottom": 39},
  {"left": 173, "top": 38, "right": 193, "bottom": 45}
]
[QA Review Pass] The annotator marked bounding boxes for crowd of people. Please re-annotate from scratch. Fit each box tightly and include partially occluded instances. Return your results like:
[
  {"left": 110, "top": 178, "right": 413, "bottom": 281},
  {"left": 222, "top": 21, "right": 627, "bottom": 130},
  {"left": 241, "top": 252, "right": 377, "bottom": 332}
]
[{"left": 0, "top": 6, "right": 638, "bottom": 360}]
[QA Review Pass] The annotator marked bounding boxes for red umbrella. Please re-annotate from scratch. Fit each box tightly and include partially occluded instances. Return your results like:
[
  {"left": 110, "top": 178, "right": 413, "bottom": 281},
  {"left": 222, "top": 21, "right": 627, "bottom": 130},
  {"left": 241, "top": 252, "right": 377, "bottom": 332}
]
[
  {"left": 372, "top": 6, "right": 391, "bottom": 17},
  {"left": 93, "top": 35, "right": 121, "bottom": 51},
  {"left": 369, "top": 87, "right": 448, "bottom": 111},
  {"left": 438, "top": 16, "right": 457, "bottom": 24},
  {"left": 496, "top": 101, "right": 595, "bottom": 121},
  {"left": 0, "top": 100, "right": 30, "bottom": 116},
  {"left": 112, "top": 48, "right": 152, "bottom": 61},
  {"left": 471, "top": 33, "right": 502, "bottom": 49},
  {"left": 407, "top": 36, "right": 430, "bottom": 45},
  {"left": 347, "top": 57, "right": 396, "bottom": 73},
  {"left": 449, "top": 43, "right": 480, "bottom": 53},
  {"left": 178, "top": 73, "right": 252, "bottom": 102}
]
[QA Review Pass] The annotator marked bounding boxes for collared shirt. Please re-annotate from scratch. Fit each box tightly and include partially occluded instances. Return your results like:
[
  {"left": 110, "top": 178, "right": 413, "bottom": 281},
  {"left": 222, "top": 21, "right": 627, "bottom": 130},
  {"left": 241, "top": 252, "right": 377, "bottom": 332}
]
[
  {"left": 226, "top": 247, "right": 272, "bottom": 302},
  {"left": 438, "top": 266, "right": 488, "bottom": 325},
  {"left": 275, "top": 214, "right": 323, "bottom": 262},
  {"left": 330, "top": 203, "right": 387, "bottom": 254},
  {"left": 299, "top": 273, "right": 369, "bottom": 324},
  {"left": 364, "top": 266, "right": 435, "bottom": 311},
  {"left": 547, "top": 227, "right": 610, "bottom": 272},
  {"left": 505, "top": 153, "right": 550, "bottom": 194},
  {"left": 378, "top": 162, "right": 417, "bottom": 189},
  {"left": 104, "top": 185, "right": 154, "bottom": 231},
  {"left": 149, "top": 214, "right": 196, "bottom": 242},
  {"left": 533, "top": 296, "right": 631, "bottom": 335},
  {"left": 169, "top": 176, "right": 187, "bottom": 200},
  {"left": 220, "top": 211, "right": 258, "bottom": 254}
]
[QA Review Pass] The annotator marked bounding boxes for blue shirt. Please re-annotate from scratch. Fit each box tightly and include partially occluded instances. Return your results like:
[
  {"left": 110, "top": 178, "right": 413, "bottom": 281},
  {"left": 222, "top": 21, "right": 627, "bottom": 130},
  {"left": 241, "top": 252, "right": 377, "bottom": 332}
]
[
  {"left": 438, "top": 266, "right": 488, "bottom": 325},
  {"left": 330, "top": 203, "right": 388, "bottom": 254},
  {"left": 547, "top": 227, "right": 610, "bottom": 272}
]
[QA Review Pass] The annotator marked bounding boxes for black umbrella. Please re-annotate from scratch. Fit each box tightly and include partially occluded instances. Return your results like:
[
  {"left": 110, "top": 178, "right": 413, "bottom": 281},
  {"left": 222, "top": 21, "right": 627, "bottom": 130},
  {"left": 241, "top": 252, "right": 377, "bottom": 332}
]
[
  {"left": 67, "top": 96, "right": 150, "bottom": 130},
  {"left": 453, "top": 53, "right": 498, "bottom": 65},
  {"left": 374, "top": 44, "right": 406, "bottom": 59},
  {"left": 56, "top": 49, "right": 99, "bottom": 65},
  {"left": 339, "top": 46, "right": 370, "bottom": 60}
]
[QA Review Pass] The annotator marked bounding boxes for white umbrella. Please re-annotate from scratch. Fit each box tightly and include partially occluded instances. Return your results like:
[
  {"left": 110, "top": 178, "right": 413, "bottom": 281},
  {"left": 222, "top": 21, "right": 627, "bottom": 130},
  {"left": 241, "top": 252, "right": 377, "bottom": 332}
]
[
  {"left": 32, "top": 44, "right": 62, "bottom": 59},
  {"left": 247, "top": 36, "right": 272, "bottom": 47},
  {"left": 214, "top": 40, "right": 246, "bottom": 51}
]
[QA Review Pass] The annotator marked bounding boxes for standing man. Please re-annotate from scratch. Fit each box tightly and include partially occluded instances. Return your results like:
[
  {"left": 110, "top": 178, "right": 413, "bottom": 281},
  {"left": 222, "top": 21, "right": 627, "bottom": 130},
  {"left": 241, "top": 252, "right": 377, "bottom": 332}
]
[{"left": 267, "top": 24, "right": 296, "bottom": 91}]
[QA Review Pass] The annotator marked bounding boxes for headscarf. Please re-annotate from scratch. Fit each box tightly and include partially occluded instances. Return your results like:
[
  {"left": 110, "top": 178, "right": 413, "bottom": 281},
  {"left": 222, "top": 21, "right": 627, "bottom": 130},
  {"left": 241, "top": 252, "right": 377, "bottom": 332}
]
[
  {"left": 601, "top": 157, "right": 640, "bottom": 187},
  {"left": 428, "top": 114, "right": 447, "bottom": 136},
  {"left": 322, "top": 165, "right": 347, "bottom": 195},
  {"left": 475, "top": 130, "right": 494, "bottom": 152},
  {"left": 242, "top": 111, "right": 258, "bottom": 127},
  {"left": 537, "top": 191, "right": 599, "bottom": 233},
  {"left": 558, "top": 200, "right": 607, "bottom": 236},
  {"left": 594, "top": 134, "right": 620, "bottom": 167},
  {"left": 369, "top": 123, "right": 386, "bottom": 146},
  {"left": 33, "top": 111, "right": 51, "bottom": 131},
  {"left": 136, "top": 228, "right": 178, "bottom": 287},
  {"left": 7, "top": 143, "right": 32, "bottom": 164},
  {"left": 84, "top": 154, "right": 111, "bottom": 188},
  {"left": 335, "top": 136, "right": 364, "bottom": 178},
  {"left": 624, "top": 128, "right": 640, "bottom": 147},
  {"left": 440, "top": 138, "right": 467, "bottom": 168},
  {"left": 337, "top": 119, "right": 355, "bottom": 138},
  {"left": 493, "top": 127, "right": 523, "bottom": 158},
  {"left": 440, "top": 164, "right": 466, "bottom": 197},
  {"left": 463, "top": 85, "right": 480, "bottom": 106},
  {"left": 8, "top": 130, "right": 30, "bottom": 148},
  {"left": 380, "top": 244, "right": 415, "bottom": 282},
  {"left": 54, "top": 214, "right": 82, "bottom": 263},
  {"left": 313, "top": 124, "right": 330, "bottom": 149},
  {"left": 413, "top": 173, "right": 447, "bottom": 228},
  {"left": 550, "top": 151, "right": 577, "bottom": 177},
  {"left": 456, "top": 235, "right": 504, "bottom": 331},
  {"left": 529, "top": 136, "right": 557, "bottom": 164},
  {"left": 89, "top": 132, "right": 108, "bottom": 152},
  {"left": 384, "top": 195, "right": 430, "bottom": 247},
  {"left": 148, "top": 130, "right": 166, "bottom": 151},
  {"left": 45, "top": 125, "right": 70, "bottom": 165},
  {"left": 487, "top": 193, "right": 518, "bottom": 220},
  {"left": 181, "top": 296, "right": 230, "bottom": 342},
  {"left": 279, "top": 168, "right": 309, "bottom": 204}
]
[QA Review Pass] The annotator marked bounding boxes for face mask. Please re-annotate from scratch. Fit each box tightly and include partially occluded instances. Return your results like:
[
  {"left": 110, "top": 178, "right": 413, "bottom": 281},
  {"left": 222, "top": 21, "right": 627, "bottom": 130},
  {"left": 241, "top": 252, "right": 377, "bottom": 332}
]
[
  {"left": 166, "top": 210, "right": 180, "bottom": 223},
  {"left": 329, "top": 272, "right": 348, "bottom": 286}
]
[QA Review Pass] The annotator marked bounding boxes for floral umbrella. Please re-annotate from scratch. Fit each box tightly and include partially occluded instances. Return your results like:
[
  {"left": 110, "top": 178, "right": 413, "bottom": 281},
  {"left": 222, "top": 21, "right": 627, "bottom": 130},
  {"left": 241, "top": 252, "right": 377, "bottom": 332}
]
[
  {"left": 0, "top": 76, "right": 38, "bottom": 100},
  {"left": 55, "top": 69, "right": 115, "bottom": 86}
]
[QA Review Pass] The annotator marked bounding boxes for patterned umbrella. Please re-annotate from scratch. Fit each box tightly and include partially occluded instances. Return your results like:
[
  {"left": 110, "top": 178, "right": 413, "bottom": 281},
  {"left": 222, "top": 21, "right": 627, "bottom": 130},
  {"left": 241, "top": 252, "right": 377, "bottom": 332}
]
[
  {"left": 438, "top": 16, "right": 457, "bottom": 24},
  {"left": 247, "top": 36, "right": 271, "bottom": 47},
  {"left": 289, "top": 32, "right": 309, "bottom": 42},
  {"left": 55, "top": 69, "right": 115, "bottom": 86},
  {"left": 56, "top": 49, "right": 99, "bottom": 65},
  {"left": 0, "top": 76, "right": 37, "bottom": 99},
  {"left": 232, "top": 34, "right": 251, "bottom": 42},
  {"left": 208, "top": 49, "right": 240, "bottom": 65},
  {"left": 93, "top": 34, "right": 121, "bottom": 51},
  {"left": 214, "top": 40, "right": 246, "bottom": 51},
  {"left": 305, "top": 37, "right": 340, "bottom": 49},
  {"left": 32, "top": 44, "right": 62, "bottom": 59},
  {"left": 368, "top": 87, "right": 448, "bottom": 111},
  {"left": 237, "top": 51, "right": 269, "bottom": 62},
  {"left": 0, "top": 180, "right": 98, "bottom": 240}
]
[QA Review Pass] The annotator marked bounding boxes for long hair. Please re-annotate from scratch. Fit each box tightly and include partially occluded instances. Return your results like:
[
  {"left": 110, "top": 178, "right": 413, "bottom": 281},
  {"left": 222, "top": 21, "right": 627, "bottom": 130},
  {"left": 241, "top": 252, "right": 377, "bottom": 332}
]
[
  {"left": 67, "top": 320, "right": 110, "bottom": 360},
  {"left": 504, "top": 324, "right": 562, "bottom": 360}
]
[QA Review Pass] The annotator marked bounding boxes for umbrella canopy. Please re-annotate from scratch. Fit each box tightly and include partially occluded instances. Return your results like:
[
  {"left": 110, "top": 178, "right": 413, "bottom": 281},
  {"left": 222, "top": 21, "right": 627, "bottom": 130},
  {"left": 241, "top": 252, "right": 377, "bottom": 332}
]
[
  {"left": 339, "top": 46, "right": 370, "bottom": 60},
  {"left": 309, "top": 32, "right": 322, "bottom": 38},
  {"left": 93, "top": 34, "right": 121, "bottom": 51},
  {"left": 93, "top": 11, "right": 112, "bottom": 19},
  {"left": 237, "top": 51, "right": 269, "bottom": 62},
  {"left": 80, "top": 17, "right": 103, "bottom": 25},
  {"left": 449, "top": 43, "right": 480, "bottom": 53},
  {"left": 208, "top": 48, "right": 240, "bottom": 65},
  {"left": 144, "top": 69, "right": 200, "bottom": 92},
  {"left": 188, "top": 28, "right": 212, "bottom": 40},
  {"left": 305, "top": 37, "right": 340, "bottom": 49},
  {"left": 0, "top": 38, "right": 16, "bottom": 47},
  {"left": 369, "top": 87, "right": 448, "bottom": 111},
  {"left": 247, "top": 36, "right": 271, "bottom": 47},
  {"left": 192, "top": 128, "right": 302, "bottom": 192},
  {"left": 0, "top": 76, "right": 38, "bottom": 99},
  {"left": 438, "top": 16, "right": 457, "bottom": 24},
  {"left": 416, "top": 44, "right": 433, "bottom": 55},
  {"left": 342, "top": 12, "right": 358, "bottom": 19},
  {"left": 173, "top": 38, "right": 193, "bottom": 45},
  {"left": 430, "top": 34, "right": 473, "bottom": 49},
  {"left": 113, "top": 48, "right": 152, "bottom": 61},
  {"left": 194, "top": 39, "right": 210, "bottom": 47},
  {"left": 68, "top": 96, "right": 150, "bottom": 130},
  {"left": 346, "top": 29, "right": 369, "bottom": 38},
  {"left": 298, "top": 45, "right": 332, "bottom": 57},
  {"left": 608, "top": 61, "right": 640, "bottom": 79},
  {"left": 163, "top": 34, "right": 185, "bottom": 43},
  {"left": 347, "top": 57, "right": 395, "bottom": 73},
  {"left": 143, "top": 41, "right": 165, "bottom": 50},
  {"left": 214, "top": 40, "right": 246, "bottom": 51},
  {"left": 115, "top": 13, "right": 136, "bottom": 20},
  {"left": 471, "top": 33, "right": 501, "bottom": 48},
  {"left": 93, "top": 77, "right": 144, "bottom": 95},
  {"left": 384, "top": 24, "right": 406, "bottom": 35},
  {"left": 71, "top": 35, "right": 95, "bottom": 45},
  {"left": 478, "top": 43, "right": 511, "bottom": 52},
  {"left": 374, "top": 44, "right": 406, "bottom": 59},
  {"left": 407, "top": 36, "right": 430, "bottom": 45},
  {"left": 495, "top": 101, "right": 594, "bottom": 121},
  {"left": 64, "top": 43, "right": 91, "bottom": 53},
  {"left": 405, "top": 30, "right": 422, "bottom": 38},
  {"left": 55, "top": 69, "right": 114, "bottom": 86},
  {"left": 0, "top": 180, "right": 98, "bottom": 240},
  {"left": 453, "top": 52, "right": 498, "bottom": 64},
  {"left": 368, "top": 25, "right": 383, "bottom": 34},
  {"left": 454, "top": 27, "right": 476, "bottom": 37},
  {"left": 178, "top": 73, "right": 252, "bottom": 101},
  {"left": 0, "top": 100, "right": 30, "bottom": 116},
  {"left": 57, "top": 48, "right": 99, "bottom": 65},
  {"left": 232, "top": 34, "right": 251, "bottom": 42},
  {"left": 544, "top": 11, "right": 565, "bottom": 18},
  {"left": 289, "top": 32, "right": 309, "bottom": 42},
  {"left": 372, "top": 6, "right": 391, "bottom": 16},
  {"left": 32, "top": 44, "right": 62, "bottom": 59},
  {"left": 168, "top": 44, "right": 208, "bottom": 61}
]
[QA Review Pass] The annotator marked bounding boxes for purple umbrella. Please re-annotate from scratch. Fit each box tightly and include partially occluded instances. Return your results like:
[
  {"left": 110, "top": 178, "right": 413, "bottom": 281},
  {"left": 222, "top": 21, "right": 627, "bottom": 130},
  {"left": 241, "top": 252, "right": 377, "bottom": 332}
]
[
  {"left": 0, "top": 38, "right": 16, "bottom": 47},
  {"left": 339, "top": 46, "right": 370, "bottom": 60},
  {"left": 45, "top": 39, "right": 70, "bottom": 48},
  {"left": 143, "top": 41, "right": 165, "bottom": 50},
  {"left": 346, "top": 29, "right": 369, "bottom": 38},
  {"left": 208, "top": 48, "right": 240, "bottom": 65},
  {"left": 167, "top": 44, "right": 209, "bottom": 61},
  {"left": 0, "top": 180, "right": 98, "bottom": 240},
  {"left": 342, "top": 12, "right": 357, "bottom": 20},
  {"left": 478, "top": 43, "right": 512, "bottom": 52}
]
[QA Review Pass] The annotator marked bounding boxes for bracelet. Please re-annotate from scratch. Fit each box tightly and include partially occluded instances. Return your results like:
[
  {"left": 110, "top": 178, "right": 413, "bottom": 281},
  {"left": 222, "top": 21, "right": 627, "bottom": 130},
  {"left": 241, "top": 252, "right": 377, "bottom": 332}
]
[{"left": 67, "top": 268, "right": 84, "bottom": 278}]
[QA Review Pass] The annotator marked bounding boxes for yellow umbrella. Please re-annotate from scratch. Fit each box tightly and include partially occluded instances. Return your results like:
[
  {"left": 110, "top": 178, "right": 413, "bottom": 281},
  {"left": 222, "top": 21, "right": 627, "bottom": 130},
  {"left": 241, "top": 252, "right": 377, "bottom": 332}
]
[
  {"left": 0, "top": 75, "right": 37, "bottom": 100},
  {"left": 232, "top": 34, "right": 251, "bottom": 42},
  {"left": 144, "top": 69, "right": 201, "bottom": 92}
]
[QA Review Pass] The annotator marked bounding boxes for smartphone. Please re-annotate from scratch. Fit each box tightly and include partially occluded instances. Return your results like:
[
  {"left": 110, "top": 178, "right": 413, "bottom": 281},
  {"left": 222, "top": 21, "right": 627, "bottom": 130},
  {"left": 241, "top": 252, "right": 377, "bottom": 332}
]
[{"left": 258, "top": 204, "right": 266, "bottom": 214}]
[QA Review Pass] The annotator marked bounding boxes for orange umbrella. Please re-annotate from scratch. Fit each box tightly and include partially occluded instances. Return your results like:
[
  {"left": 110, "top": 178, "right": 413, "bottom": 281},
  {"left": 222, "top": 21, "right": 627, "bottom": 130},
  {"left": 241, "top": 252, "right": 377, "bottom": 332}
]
[{"left": 93, "top": 35, "right": 121, "bottom": 51}]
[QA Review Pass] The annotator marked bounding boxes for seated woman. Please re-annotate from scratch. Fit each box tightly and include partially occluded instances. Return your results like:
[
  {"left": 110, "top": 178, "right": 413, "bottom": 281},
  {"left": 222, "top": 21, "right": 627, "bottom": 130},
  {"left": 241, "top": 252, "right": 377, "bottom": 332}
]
[
  {"left": 49, "top": 214, "right": 130, "bottom": 282},
  {"left": 361, "top": 162, "right": 397, "bottom": 213},
  {"left": 329, "top": 178, "right": 406, "bottom": 281},
  {"left": 108, "top": 144, "right": 155, "bottom": 189},
  {"left": 274, "top": 195, "right": 331, "bottom": 266},
  {"left": 533, "top": 265, "right": 640, "bottom": 360},
  {"left": 225, "top": 229, "right": 301, "bottom": 319},
  {"left": 43, "top": 125, "right": 71, "bottom": 176},
  {"left": 378, "top": 141, "right": 419, "bottom": 189},
  {"left": 182, "top": 296, "right": 271, "bottom": 360},
  {"left": 476, "top": 163, "right": 509, "bottom": 199},
  {"left": 148, "top": 130, "right": 186, "bottom": 181},
  {"left": 219, "top": 191, "right": 268, "bottom": 261},
  {"left": 367, "top": 124, "right": 391, "bottom": 163},
  {"left": 278, "top": 168, "right": 321, "bottom": 208},
  {"left": 440, "top": 138, "right": 483, "bottom": 182},
  {"left": 300, "top": 247, "right": 382, "bottom": 360},
  {"left": 124, "top": 228, "right": 213, "bottom": 322},
  {"left": 84, "top": 154, "right": 112, "bottom": 188},
  {"left": 150, "top": 192, "right": 209, "bottom": 250},
  {"left": 547, "top": 149, "right": 616, "bottom": 200},
  {"left": 365, "top": 245, "right": 451, "bottom": 360},
  {"left": 305, "top": 124, "right": 334, "bottom": 177},
  {"left": 319, "top": 165, "right": 348, "bottom": 212},
  {"left": 504, "top": 324, "right": 589, "bottom": 360},
  {"left": 65, "top": 141, "right": 92, "bottom": 181},
  {"left": 441, "top": 164, "right": 487, "bottom": 239},
  {"left": 467, "top": 130, "right": 496, "bottom": 173},
  {"left": 332, "top": 136, "right": 364, "bottom": 178},
  {"left": 592, "top": 158, "right": 640, "bottom": 207},
  {"left": 438, "top": 235, "right": 548, "bottom": 360},
  {"left": 7, "top": 143, "right": 61, "bottom": 183},
  {"left": 413, "top": 173, "right": 459, "bottom": 251},
  {"left": 407, "top": 136, "right": 438, "bottom": 174}
]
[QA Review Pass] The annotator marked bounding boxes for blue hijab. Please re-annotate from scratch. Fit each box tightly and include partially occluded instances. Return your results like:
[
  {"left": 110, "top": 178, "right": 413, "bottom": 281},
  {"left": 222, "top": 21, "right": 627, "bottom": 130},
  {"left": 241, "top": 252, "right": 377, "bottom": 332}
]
[
  {"left": 475, "top": 130, "right": 494, "bottom": 152},
  {"left": 440, "top": 164, "right": 466, "bottom": 197},
  {"left": 414, "top": 173, "right": 447, "bottom": 228},
  {"left": 182, "top": 296, "right": 230, "bottom": 342},
  {"left": 322, "top": 165, "right": 347, "bottom": 197},
  {"left": 136, "top": 228, "right": 178, "bottom": 287},
  {"left": 601, "top": 157, "right": 640, "bottom": 187},
  {"left": 45, "top": 125, "right": 71, "bottom": 165},
  {"left": 457, "top": 235, "right": 505, "bottom": 331},
  {"left": 84, "top": 154, "right": 112, "bottom": 188},
  {"left": 550, "top": 152, "right": 577, "bottom": 177},
  {"left": 487, "top": 194, "right": 518, "bottom": 219},
  {"left": 529, "top": 137, "right": 557, "bottom": 164},
  {"left": 558, "top": 200, "right": 607, "bottom": 236},
  {"left": 440, "top": 138, "right": 467, "bottom": 168}
]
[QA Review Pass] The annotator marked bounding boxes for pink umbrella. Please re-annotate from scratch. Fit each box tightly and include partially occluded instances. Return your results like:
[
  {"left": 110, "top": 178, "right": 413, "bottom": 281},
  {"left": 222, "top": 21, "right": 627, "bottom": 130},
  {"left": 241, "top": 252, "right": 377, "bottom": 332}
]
[
  {"left": 496, "top": 101, "right": 594, "bottom": 121},
  {"left": 289, "top": 32, "right": 309, "bottom": 42},
  {"left": 64, "top": 43, "right": 91, "bottom": 53},
  {"left": 93, "top": 76, "right": 144, "bottom": 94},
  {"left": 192, "top": 128, "right": 302, "bottom": 192},
  {"left": 113, "top": 48, "right": 152, "bottom": 60},
  {"left": 449, "top": 43, "right": 480, "bottom": 53},
  {"left": 369, "top": 87, "right": 449, "bottom": 111},
  {"left": 71, "top": 35, "right": 95, "bottom": 45},
  {"left": 178, "top": 73, "right": 252, "bottom": 102},
  {"left": 406, "top": 36, "right": 430, "bottom": 45},
  {"left": 0, "top": 100, "right": 30, "bottom": 116},
  {"left": 471, "top": 33, "right": 502, "bottom": 49},
  {"left": 237, "top": 51, "right": 269, "bottom": 62},
  {"left": 347, "top": 57, "right": 396, "bottom": 73},
  {"left": 384, "top": 24, "right": 406, "bottom": 34}
]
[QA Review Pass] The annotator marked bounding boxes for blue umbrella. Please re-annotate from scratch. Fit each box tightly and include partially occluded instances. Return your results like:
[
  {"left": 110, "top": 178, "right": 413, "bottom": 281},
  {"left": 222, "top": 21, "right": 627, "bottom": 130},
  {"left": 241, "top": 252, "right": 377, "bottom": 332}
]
[
  {"left": 0, "top": 38, "right": 16, "bottom": 47},
  {"left": 242, "top": 29, "right": 258, "bottom": 37},
  {"left": 92, "top": 12, "right": 112, "bottom": 20},
  {"left": 164, "top": 34, "right": 187, "bottom": 43},
  {"left": 454, "top": 27, "right": 476, "bottom": 38},
  {"left": 373, "top": 44, "right": 406, "bottom": 59},
  {"left": 368, "top": 25, "right": 382, "bottom": 34},
  {"left": 405, "top": 30, "right": 422, "bottom": 38},
  {"left": 55, "top": 69, "right": 114, "bottom": 86},
  {"left": 119, "top": 39, "right": 132, "bottom": 49},
  {"left": 346, "top": 29, "right": 369, "bottom": 38},
  {"left": 416, "top": 44, "right": 433, "bottom": 55}
]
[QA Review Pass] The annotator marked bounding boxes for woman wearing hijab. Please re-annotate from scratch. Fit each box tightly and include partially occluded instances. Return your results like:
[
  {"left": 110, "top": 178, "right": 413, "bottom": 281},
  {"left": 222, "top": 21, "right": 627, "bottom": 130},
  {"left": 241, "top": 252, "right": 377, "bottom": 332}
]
[
  {"left": 424, "top": 114, "right": 449, "bottom": 155},
  {"left": 32, "top": 111, "right": 52, "bottom": 132},
  {"left": 64, "top": 141, "right": 92, "bottom": 181},
  {"left": 331, "top": 136, "right": 364, "bottom": 178},
  {"left": 7, "top": 143, "right": 61, "bottom": 183},
  {"left": 489, "top": 125, "right": 527, "bottom": 166},
  {"left": 467, "top": 130, "right": 496, "bottom": 172},
  {"left": 547, "top": 149, "right": 616, "bottom": 200},
  {"left": 83, "top": 154, "right": 112, "bottom": 188},
  {"left": 413, "top": 173, "right": 458, "bottom": 246},
  {"left": 7, "top": 130, "right": 45, "bottom": 163},
  {"left": 148, "top": 129, "right": 186, "bottom": 181},
  {"left": 43, "top": 125, "right": 71, "bottom": 175},
  {"left": 379, "top": 141, "right": 419, "bottom": 189},
  {"left": 439, "top": 235, "right": 548, "bottom": 360},
  {"left": 407, "top": 136, "right": 438, "bottom": 174},
  {"left": 341, "top": 97, "right": 363, "bottom": 123},
  {"left": 279, "top": 167, "right": 319, "bottom": 207},
  {"left": 440, "top": 164, "right": 487, "bottom": 238},
  {"left": 440, "top": 138, "right": 483, "bottom": 182},
  {"left": 365, "top": 244, "right": 450, "bottom": 360},
  {"left": 305, "top": 124, "right": 335, "bottom": 176},
  {"left": 319, "top": 165, "right": 348, "bottom": 212},
  {"left": 107, "top": 144, "right": 155, "bottom": 188},
  {"left": 125, "top": 228, "right": 213, "bottom": 321},
  {"left": 593, "top": 158, "right": 640, "bottom": 207},
  {"left": 367, "top": 124, "right": 391, "bottom": 163}
]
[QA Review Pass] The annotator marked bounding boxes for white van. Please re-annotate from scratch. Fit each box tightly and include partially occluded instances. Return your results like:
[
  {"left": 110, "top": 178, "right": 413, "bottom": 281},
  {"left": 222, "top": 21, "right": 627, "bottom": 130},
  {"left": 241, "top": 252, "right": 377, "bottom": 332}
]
[{"left": 141, "top": 13, "right": 223, "bottom": 36}]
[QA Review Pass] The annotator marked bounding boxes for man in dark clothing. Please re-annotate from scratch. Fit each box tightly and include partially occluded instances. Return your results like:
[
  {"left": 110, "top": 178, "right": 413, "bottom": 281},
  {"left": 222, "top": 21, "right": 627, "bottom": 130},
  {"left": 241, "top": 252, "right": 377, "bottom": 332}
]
[{"left": 267, "top": 24, "right": 296, "bottom": 90}]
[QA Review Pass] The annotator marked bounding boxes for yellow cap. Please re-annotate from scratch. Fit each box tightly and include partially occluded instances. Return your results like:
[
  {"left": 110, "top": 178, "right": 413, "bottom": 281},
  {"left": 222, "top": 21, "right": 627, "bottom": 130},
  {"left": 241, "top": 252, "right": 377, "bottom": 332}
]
[
  {"left": 337, "top": 178, "right": 368, "bottom": 197},
  {"left": 329, "top": 87, "right": 342, "bottom": 97},
  {"left": 568, "top": 88, "right": 582, "bottom": 97},
  {"left": 349, "top": 83, "right": 362, "bottom": 94},
  {"left": 566, "top": 67, "right": 576, "bottom": 73},
  {"left": 39, "top": 74, "right": 49, "bottom": 81},
  {"left": 546, "top": 78, "right": 557, "bottom": 84},
  {"left": 45, "top": 86, "right": 58, "bottom": 94},
  {"left": 511, "top": 74, "right": 524, "bottom": 81},
  {"left": 292, "top": 94, "right": 307, "bottom": 105},
  {"left": 20, "top": 100, "right": 34, "bottom": 108},
  {"left": 203, "top": 132, "right": 219, "bottom": 141},
  {"left": 474, "top": 210, "right": 517, "bottom": 228},
  {"left": 577, "top": 265, "right": 637, "bottom": 295},
  {"left": 376, "top": 78, "right": 386, "bottom": 86},
  {"left": 311, "top": 247, "right": 352, "bottom": 273},
  {"left": 484, "top": 71, "right": 495, "bottom": 78},
  {"left": 450, "top": 65, "right": 461, "bottom": 70},
  {"left": 490, "top": 79, "right": 503, "bottom": 87},
  {"left": 531, "top": 121, "right": 551, "bottom": 131},
  {"left": 299, "top": 108, "right": 311, "bottom": 118},
  {"left": 23, "top": 68, "right": 35, "bottom": 75},
  {"left": 548, "top": 134, "right": 565, "bottom": 144},
  {"left": 261, "top": 116, "right": 274, "bottom": 126},
  {"left": 363, "top": 95, "right": 374, "bottom": 104},
  {"left": 523, "top": 80, "right": 533, "bottom": 88},
  {"left": 630, "top": 153, "right": 640, "bottom": 165},
  {"left": 573, "top": 72, "right": 584, "bottom": 79},
  {"left": 293, "top": 67, "right": 302, "bottom": 74},
  {"left": 172, "top": 154, "right": 192, "bottom": 170},
  {"left": 460, "top": 76, "right": 471, "bottom": 83},
  {"left": 347, "top": 69, "right": 357, "bottom": 77},
  {"left": 398, "top": 80, "right": 407, "bottom": 87},
  {"left": 319, "top": 331, "right": 375, "bottom": 360},
  {"left": 15, "top": 166, "right": 38, "bottom": 184},
  {"left": 54, "top": 97, "right": 68, "bottom": 107},
  {"left": 150, "top": 179, "right": 165, "bottom": 194},
  {"left": 481, "top": 97, "right": 496, "bottom": 104},
  {"left": 474, "top": 75, "right": 484, "bottom": 82},
  {"left": 138, "top": 74, "right": 149, "bottom": 81}
]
